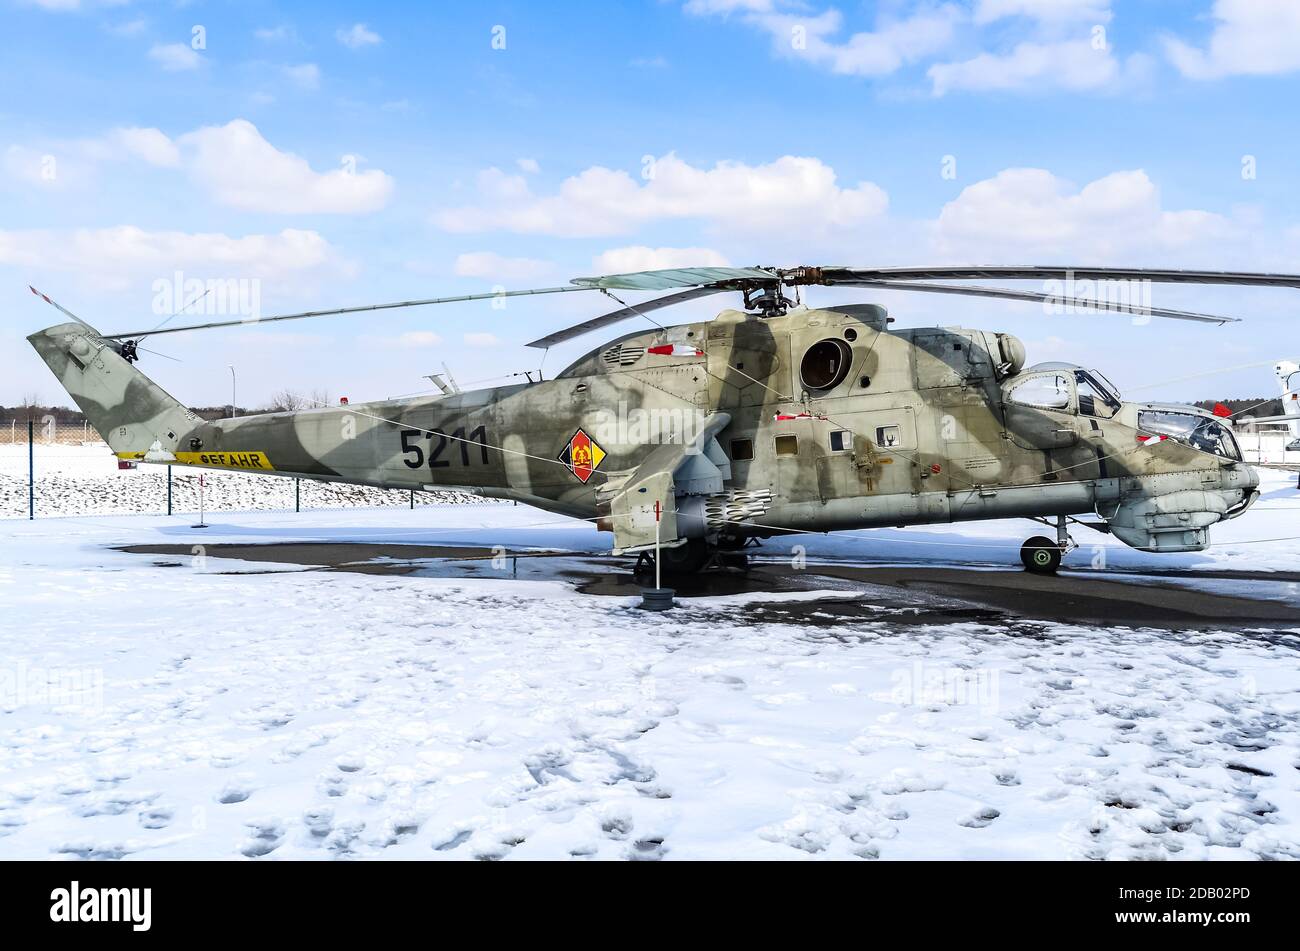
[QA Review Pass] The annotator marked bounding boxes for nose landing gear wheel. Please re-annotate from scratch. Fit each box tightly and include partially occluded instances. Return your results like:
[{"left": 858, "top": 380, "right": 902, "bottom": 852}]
[{"left": 1020, "top": 536, "right": 1062, "bottom": 575}]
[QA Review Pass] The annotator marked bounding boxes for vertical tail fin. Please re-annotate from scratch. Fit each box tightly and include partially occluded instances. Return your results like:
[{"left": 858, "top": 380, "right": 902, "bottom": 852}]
[{"left": 27, "top": 321, "right": 196, "bottom": 458}]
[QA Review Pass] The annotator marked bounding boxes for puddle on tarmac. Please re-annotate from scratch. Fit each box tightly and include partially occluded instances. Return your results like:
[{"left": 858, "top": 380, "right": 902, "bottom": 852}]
[{"left": 116, "top": 541, "right": 1300, "bottom": 633}]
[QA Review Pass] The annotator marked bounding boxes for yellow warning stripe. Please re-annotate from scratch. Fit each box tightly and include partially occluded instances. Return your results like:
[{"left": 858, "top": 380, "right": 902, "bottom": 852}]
[{"left": 115, "top": 450, "right": 275, "bottom": 471}]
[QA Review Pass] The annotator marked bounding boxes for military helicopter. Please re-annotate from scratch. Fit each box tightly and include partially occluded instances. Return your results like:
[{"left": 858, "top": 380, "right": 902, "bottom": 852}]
[{"left": 26, "top": 264, "right": 1297, "bottom": 575}]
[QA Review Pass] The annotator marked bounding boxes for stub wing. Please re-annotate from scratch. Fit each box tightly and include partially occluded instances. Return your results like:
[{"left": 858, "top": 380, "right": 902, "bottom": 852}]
[{"left": 599, "top": 413, "right": 732, "bottom": 554}]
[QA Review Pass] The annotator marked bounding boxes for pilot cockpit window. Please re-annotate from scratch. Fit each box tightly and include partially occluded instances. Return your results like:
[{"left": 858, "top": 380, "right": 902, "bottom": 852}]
[
  {"left": 1008, "top": 374, "right": 1072, "bottom": 410},
  {"left": 1075, "top": 370, "right": 1121, "bottom": 419},
  {"left": 1138, "top": 410, "right": 1242, "bottom": 461}
]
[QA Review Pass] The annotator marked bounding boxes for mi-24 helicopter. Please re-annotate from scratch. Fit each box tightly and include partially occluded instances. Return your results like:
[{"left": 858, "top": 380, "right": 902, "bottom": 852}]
[{"left": 27, "top": 264, "right": 1297, "bottom": 575}]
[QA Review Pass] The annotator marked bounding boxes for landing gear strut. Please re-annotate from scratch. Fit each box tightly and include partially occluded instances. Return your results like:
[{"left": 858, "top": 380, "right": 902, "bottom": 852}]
[{"left": 1020, "top": 516, "right": 1075, "bottom": 575}]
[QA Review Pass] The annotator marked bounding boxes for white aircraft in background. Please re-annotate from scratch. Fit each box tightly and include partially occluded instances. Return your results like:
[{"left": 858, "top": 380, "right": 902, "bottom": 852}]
[
  {"left": 1277, "top": 360, "right": 1300, "bottom": 452},
  {"left": 1242, "top": 360, "right": 1300, "bottom": 450},
  {"left": 1237, "top": 360, "right": 1300, "bottom": 486}
]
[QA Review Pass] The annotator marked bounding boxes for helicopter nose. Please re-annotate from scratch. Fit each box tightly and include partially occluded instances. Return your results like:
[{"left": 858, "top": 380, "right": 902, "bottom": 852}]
[
  {"left": 1215, "top": 462, "right": 1260, "bottom": 524},
  {"left": 1240, "top": 462, "right": 1261, "bottom": 491},
  {"left": 1106, "top": 463, "right": 1259, "bottom": 552}
]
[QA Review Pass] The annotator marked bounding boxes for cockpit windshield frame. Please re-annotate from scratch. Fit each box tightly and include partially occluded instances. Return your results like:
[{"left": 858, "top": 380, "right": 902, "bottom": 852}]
[
  {"left": 1137, "top": 409, "right": 1242, "bottom": 461},
  {"left": 1075, "top": 369, "right": 1122, "bottom": 419},
  {"left": 1088, "top": 369, "right": 1122, "bottom": 404}
]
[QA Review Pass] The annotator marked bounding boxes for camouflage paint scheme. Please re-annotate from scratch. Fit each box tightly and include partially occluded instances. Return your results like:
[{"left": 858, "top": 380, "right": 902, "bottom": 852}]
[{"left": 28, "top": 305, "right": 1260, "bottom": 558}]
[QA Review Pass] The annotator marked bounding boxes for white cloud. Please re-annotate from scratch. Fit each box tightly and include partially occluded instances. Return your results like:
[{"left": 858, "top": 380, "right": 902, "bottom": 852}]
[
  {"left": 933, "top": 167, "right": 1234, "bottom": 260},
  {"left": 106, "top": 18, "right": 147, "bottom": 37},
  {"left": 463, "top": 332, "right": 500, "bottom": 347},
  {"left": 0, "top": 226, "right": 344, "bottom": 292},
  {"left": 149, "top": 43, "right": 202, "bottom": 72},
  {"left": 593, "top": 246, "right": 729, "bottom": 274},
  {"left": 453, "top": 252, "right": 550, "bottom": 281},
  {"left": 1164, "top": 0, "right": 1300, "bottom": 80},
  {"left": 515, "top": 157, "right": 540, "bottom": 175},
  {"left": 283, "top": 63, "right": 320, "bottom": 90},
  {"left": 2, "top": 145, "right": 63, "bottom": 186},
  {"left": 437, "top": 153, "right": 888, "bottom": 237},
  {"left": 929, "top": 38, "right": 1119, "bottom": 95},
  {"left": 22, "top": 0, "right": 87, "bottom": 9},
  {"left": 359, "top": 330, "right": 444, "bottom": 350},
  {"left": 686, "top": 1, "right": 962, "bottom": 77},
  {"left": 3, "top": 129, "right": 179, "bottom": 189},
  {"left": 178, "top": 120, "right": 393, "bottom": 214},
  {"left": 337, "top": 23, "right": 382, "bottom": 48},
  {"left": 684, "top": 1, "right": 1140, "bottom": 98},
  {"left": 255, "top": 25, "right": 296, "bottom": 42},
  {"left": 104, "top": 127, "right": 180, "bottom": 167},
  {"left": 974, "top": 0, "right": 1111, "bottom": 25}
]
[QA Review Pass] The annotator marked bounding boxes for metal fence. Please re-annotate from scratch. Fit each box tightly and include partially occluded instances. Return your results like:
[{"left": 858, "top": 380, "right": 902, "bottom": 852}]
[
  {"left": 2, "top": 421, "right": 488, "bottom": 520},
  {"left": 0, "top": 418, "right": 97, "bottom": 446}
]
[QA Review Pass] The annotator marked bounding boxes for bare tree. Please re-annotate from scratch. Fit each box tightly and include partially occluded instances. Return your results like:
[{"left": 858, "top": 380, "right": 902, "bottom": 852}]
[
  {"left": 269, "top": 389, "right": 309, "bottom": 412},
  {"left": 20, "top": 392, "right": 41, "bottom": 426}
]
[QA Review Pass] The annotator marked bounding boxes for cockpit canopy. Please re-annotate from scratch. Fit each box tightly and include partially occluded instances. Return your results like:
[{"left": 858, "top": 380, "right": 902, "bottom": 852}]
[
  {"left": 1006, "top": 363, "right": 1242, "bottom": 461},
  {"left": 1010, "top": 363, "right": 1123, "bottom": 419},
  {"left": 1138, "top": 409, "right": 1241, "bottom": 461}
]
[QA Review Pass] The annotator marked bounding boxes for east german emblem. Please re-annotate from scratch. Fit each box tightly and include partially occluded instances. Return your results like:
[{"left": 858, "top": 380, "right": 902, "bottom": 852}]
[{"left": 558, "top": 429, "right": 606, "bottom": 483}]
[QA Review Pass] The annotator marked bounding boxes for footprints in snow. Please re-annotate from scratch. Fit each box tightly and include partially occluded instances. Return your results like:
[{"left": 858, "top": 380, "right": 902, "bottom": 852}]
[{"left": 959, "top": 807, "right": 1001, "bottom": 829}]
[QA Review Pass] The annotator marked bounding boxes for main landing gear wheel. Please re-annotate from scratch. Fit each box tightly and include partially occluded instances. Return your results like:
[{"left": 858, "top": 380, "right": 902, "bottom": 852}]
[
  {"left": 1020, "top": 536, "right": 1062, "bottom": 575},
  {"left": 635, "top": 538, "right": 713, "bottom": 576}
]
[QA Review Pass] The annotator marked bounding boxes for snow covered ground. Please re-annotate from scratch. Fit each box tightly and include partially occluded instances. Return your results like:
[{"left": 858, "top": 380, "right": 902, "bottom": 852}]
[{"left": 0, "top": 470, "right": 1298, "bottom": 860}]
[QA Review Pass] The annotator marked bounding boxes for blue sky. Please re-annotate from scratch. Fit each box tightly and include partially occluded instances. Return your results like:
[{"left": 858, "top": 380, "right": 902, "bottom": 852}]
[{"left": 4, "top": 0, "right": 1300, "bottom": 407}]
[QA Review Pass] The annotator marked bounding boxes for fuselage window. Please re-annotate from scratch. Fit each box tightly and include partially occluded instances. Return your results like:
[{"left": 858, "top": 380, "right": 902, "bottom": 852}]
[
  {"left": 730, "top": 437, "right": 755, "bottom": 461},
  {"left": 829, "top": 430, "right": 851, "bottom": 452},
  {"left": 875, "top": 425, "right": 901, "bottom": 448},
  {"left": 774, "top": 434, "right": 799, "bottom": 456},
  {"left": 1008, "top": 374, "right": 1072, "bottom": 410}
]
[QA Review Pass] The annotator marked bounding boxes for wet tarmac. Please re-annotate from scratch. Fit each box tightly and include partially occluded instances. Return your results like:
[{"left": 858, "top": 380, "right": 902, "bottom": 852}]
[{"left": 117, "top": 541, "right": 1300, "bottom": 633}]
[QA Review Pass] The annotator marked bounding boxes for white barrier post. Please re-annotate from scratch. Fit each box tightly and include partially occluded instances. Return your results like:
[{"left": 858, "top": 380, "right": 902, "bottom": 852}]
[{"left": 193, "top": 472, "right": 208, "bottom": 529}]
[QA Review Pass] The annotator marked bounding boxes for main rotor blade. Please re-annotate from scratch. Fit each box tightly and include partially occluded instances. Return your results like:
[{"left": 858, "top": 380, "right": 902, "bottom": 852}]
[
  {"left": 1233, "top": 415, "right": 1296, "bottom": 424},
  {"left": 97, "top": 285, "right": 596, "bottom": 340},
  {"left": 571, "top": 266, "right": 777, "bottom": 291},
  {"left": 28, "top": 285, "right": 91, "bottom": 327},
  {"left": 817, "top": 266, "right": 1300, "bottom": 289},
  {"left": 526, "top": 286, "right": 731, "bottom": 349},
  {"left": 138, "top": 286, "right": 213, "bottom": 341},
  {"left": 841, "top": 279, "right": 1241, "bottom": 324}
]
